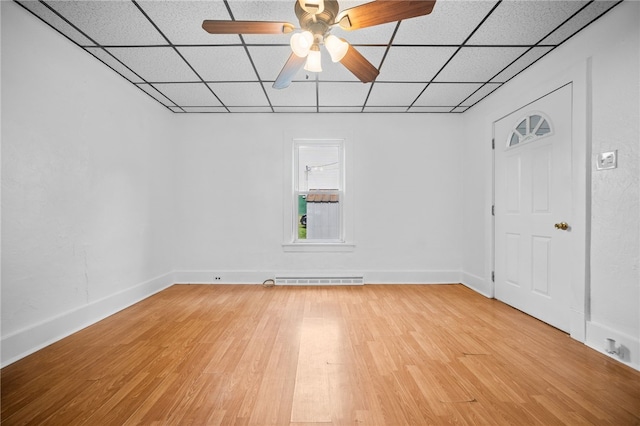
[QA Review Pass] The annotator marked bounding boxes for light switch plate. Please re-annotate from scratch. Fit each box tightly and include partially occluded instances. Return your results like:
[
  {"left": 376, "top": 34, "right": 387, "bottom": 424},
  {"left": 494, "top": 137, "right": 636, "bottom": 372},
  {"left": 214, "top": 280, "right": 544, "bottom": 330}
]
[{"left": 596, "top": 150, "right": 617, "bottom": 170}]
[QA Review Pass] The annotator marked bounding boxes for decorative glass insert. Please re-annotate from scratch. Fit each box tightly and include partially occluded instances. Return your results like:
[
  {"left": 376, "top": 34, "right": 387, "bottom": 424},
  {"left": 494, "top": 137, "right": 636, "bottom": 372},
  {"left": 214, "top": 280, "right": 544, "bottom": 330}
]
[{"left": 507, "top": 113, "right": 552, "bottom": 147}]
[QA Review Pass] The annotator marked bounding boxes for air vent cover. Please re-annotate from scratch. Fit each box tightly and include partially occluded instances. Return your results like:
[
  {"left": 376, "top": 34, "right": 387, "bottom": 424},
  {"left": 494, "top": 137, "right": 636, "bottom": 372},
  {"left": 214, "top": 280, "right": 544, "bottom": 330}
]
[{"left": 275, "top": 276, "right": 364, "bottom": 285}]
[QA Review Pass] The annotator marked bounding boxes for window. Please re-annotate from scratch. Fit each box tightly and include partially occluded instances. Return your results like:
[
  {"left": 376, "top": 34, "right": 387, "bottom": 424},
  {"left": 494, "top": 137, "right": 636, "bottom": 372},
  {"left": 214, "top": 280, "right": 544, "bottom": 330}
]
[
  {"left": 283, "top": 138, "right": 353, "bottom": 251},
  {"left": 295, "top": 140, "right": 343, "bottom": 242},
  {"left": 507, "top": 113, "right": 552, "bottom": 147}
]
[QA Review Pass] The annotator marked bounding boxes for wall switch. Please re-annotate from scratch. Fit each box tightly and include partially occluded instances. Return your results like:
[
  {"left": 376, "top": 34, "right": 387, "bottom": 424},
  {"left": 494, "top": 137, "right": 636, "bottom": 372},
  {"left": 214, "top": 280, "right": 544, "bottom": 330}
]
[{"left": 596, "top": 150, "right": 617, "bottom": 170}]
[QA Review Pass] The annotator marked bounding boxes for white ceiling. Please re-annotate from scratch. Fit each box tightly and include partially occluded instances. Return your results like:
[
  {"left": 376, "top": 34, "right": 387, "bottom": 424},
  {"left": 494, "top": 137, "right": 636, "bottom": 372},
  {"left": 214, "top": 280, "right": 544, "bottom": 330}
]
[{"left": 17, "top": 0, "right": 621, "bottom": 113}]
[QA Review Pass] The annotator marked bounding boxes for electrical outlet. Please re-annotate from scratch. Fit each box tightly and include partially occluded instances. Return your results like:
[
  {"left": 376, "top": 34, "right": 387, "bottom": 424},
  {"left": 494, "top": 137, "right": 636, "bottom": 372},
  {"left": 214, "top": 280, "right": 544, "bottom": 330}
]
[{"left": 214, "top": 276, "right": 221, "bottom": 281}]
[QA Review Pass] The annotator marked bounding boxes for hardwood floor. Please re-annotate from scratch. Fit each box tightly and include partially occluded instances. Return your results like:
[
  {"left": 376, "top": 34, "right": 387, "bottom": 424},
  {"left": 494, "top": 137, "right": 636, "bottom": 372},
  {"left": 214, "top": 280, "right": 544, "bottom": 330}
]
[{"left": 2, "top": 284, "right": 639, "bottom": 425}]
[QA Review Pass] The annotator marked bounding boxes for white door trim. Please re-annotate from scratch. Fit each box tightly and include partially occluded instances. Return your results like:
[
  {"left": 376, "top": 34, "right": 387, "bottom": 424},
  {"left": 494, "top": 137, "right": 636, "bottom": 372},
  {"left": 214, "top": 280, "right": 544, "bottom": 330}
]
[{"left": 490, "top": 59, "right": 590, "bottom": 342}]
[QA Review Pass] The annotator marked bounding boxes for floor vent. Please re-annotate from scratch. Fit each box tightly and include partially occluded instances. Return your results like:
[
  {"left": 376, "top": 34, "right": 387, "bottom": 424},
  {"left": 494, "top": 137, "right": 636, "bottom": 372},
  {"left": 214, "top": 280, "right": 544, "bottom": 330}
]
[{"left": 275, "top": 276, "right": 364, "bottom": 286}]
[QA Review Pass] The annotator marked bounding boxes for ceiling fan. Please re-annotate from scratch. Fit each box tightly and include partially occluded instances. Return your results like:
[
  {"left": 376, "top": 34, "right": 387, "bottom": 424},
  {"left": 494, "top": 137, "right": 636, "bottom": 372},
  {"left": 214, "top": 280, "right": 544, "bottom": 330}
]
[{"left": 202, "top": 0, "right": 437, "bottom": 89}]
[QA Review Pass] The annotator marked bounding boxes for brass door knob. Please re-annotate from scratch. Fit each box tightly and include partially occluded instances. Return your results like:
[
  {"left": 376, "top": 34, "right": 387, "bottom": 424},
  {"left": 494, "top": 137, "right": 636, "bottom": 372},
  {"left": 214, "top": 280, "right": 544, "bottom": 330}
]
[{"left": 554, "top": 222, "right": 569, "bottom": 230}]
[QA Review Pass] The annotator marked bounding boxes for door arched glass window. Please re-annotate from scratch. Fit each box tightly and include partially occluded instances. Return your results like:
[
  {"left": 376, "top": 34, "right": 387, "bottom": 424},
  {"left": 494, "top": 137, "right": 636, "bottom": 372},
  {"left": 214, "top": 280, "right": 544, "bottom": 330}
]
[{"left": 507, "top": 113, "right": 553, "bottom": 148}]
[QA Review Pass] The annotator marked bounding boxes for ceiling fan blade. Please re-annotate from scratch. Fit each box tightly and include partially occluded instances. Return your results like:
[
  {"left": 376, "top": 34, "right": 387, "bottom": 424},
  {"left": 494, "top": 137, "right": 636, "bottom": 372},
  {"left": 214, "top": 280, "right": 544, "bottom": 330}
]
[
  {"left": 336, "top": 0, "right": 436, "bottom": 31},
  {"left": 202, "top": 20, "right": 295, "bottom": 35},
  {"left": 339, "top": 44, "right": 379, "bottom": 83},
  {"left": 273, "top": 52, "right": 306, "bottom": 89}
]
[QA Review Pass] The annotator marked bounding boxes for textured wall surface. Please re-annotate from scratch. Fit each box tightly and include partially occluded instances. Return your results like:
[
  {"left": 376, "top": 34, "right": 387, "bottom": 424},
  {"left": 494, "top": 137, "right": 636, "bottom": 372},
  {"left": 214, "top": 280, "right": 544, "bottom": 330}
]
[
  {"left": 589, "top": 20, "right": 639, "bottom": 337},
  {"left": 1, "top": 1, "right": 175, "bottom": 353}
]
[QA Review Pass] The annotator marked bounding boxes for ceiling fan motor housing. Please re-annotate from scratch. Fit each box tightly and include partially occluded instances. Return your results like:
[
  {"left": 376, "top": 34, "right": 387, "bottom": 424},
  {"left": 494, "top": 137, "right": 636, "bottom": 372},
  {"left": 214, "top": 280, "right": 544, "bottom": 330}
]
[{"left": 295, "top": 0, "right": 340, "bottom": 38}]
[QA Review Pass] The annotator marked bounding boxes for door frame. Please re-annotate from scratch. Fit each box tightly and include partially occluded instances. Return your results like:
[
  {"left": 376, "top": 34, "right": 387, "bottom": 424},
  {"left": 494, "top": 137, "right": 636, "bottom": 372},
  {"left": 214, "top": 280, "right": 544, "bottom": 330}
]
[{"left": 490, "top": 61, "right": 591, "bottom": 342}]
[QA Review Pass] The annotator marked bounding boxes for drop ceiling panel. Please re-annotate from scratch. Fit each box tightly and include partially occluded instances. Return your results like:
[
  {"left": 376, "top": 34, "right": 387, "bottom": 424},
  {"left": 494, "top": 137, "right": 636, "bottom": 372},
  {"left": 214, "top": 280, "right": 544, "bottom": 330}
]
[
  {"left": 318, "top": 82, "right": 371, "bottom": 106},
  {"left": 136, "top": 84, "right": 176, "bottom": 107},
  {"left": 414, "top": 83, "right": 484, "bottom": 107},
  {"left": 153, "top": 83, "right": 223, "bottom": 107},
  {"left": 490, "top": 47, "right": 554, "bottom": 83},
  {"left": 408, "top": 106, "right": 456, "bottom": 113},
  {"left": 182, "top": 107, "right": 228, "bottom": 113},
  {"left": 139, "top": 1, "right": 238, "bottom": 45},
  {"left": 177, "top": 46, "right": 257, "bottom": 81},
  {"left": 17, "top": 0, "right": 96, "bottom": 46},
  {"left": 227, "top": 1, "right": 298, "bottom": 45},
  {"left": 86, "top": 47, "right": 144, "bottom": 83},
  {"left": 540, "top": 0, "right": 619, "bottom": 45},
  {"left": 247, "top": 46, "right": 303, "bottom": 82},
  {"left": 266, "top": 81, "right": 317, "bottom": 107},
  {"left": 459, "top": 82, "right": 502, "bottom": 107},
  {"left": 228, "top": 1, "right": 297, "bottom": 22},
  {"left": 377, "top": 46, "right": 458, "bottom": 82},
  {"left": 363, "top": 106, "right": 409, "bottom": 113},
  {"left": 394, "top": 0, "right": 499, "bottom": 45},
  {"left": 44, "top": 0, "right": 167, "bottom": 46},
  {"left": 319, "top": 106, "right": 364, "bottom": 113},
  {"left": 467, "top": 0, "right": 590, "bottom": 45},
  {"left": 434, "top": 46, "right": 529, "bottom": 82},
  {"left": 207, "top": 82, "right": 269, "bottom": 106},
  {"left": 274, "top": 106, "right": 318, "bottom": 112},
  {"left": 106, "top": 47, "right": 199, "bottom": 82},
  {"left": 366, "top": 83, "right": 426, "bottom": 106},
  {"left": 228, "top": 106, "right": 274, "bottom": 113}
]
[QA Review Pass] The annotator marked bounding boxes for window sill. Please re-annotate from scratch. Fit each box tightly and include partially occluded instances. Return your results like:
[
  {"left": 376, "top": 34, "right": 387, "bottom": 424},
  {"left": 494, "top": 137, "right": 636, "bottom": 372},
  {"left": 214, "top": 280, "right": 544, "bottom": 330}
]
[{"left": 282, "top": 243, "right": 356, "bottom": 253}]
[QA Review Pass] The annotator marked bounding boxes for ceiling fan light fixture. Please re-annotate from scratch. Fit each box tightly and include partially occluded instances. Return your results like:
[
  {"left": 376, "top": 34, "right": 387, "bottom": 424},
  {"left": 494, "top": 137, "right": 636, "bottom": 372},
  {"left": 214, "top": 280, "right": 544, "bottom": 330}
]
[
  {"left": 290, "top": 31, "right": 314, "bottom": 57},
  {"left": 304, "top": 45, "right": 322, "bottom": 72},
  {"left": 324, "top": 35, "right": 349, "bottom": 62}
]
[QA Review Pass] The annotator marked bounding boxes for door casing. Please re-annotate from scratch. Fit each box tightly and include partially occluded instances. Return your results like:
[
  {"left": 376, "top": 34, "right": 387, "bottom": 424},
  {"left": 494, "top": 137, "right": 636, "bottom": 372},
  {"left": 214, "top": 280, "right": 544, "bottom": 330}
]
[{"left": 490, "top": 75, "right": 590, "bottom": 342}]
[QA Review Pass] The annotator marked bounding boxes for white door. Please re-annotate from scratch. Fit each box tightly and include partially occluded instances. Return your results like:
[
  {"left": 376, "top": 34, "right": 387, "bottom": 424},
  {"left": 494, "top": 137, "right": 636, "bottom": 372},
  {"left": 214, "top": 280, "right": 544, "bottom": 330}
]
[{"left": 494, "top": 84, "right": 573, "bottom": 332}]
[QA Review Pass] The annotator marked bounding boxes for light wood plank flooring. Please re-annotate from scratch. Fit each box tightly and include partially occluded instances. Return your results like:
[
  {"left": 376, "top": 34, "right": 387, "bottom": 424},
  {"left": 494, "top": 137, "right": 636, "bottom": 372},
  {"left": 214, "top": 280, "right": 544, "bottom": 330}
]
[{"left": 2, "top": 284, "right": 639, "bottom": 425}]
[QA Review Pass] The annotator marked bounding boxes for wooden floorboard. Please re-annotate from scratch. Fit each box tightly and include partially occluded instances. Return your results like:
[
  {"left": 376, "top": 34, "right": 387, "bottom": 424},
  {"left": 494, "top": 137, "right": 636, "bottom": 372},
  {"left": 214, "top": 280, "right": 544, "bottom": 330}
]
[{"left": 2, "top": 284, "right": 639, "bottom": 425}]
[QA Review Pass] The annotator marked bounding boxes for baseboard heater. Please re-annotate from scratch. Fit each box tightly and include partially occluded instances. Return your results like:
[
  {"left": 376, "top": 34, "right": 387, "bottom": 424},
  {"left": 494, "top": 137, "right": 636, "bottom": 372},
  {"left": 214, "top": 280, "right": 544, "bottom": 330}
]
[{"left": 274, "top": 276, "right": 365, "bottom": 285}]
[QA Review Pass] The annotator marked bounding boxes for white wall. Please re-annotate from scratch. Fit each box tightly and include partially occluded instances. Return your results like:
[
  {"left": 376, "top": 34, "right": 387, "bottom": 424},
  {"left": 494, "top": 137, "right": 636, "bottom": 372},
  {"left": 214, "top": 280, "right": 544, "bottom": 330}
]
[
  {"left": 171, "top": 113, "right": 465, "bottom": 284},
  {"left": 1, "top": 1, "right": 176, "bottom": 366},
  {"left": 461, "top": 1, "right": 639, "bottom": 368},
  {"left": 588, "top": 2, "right": 639, "bottom": 351}
]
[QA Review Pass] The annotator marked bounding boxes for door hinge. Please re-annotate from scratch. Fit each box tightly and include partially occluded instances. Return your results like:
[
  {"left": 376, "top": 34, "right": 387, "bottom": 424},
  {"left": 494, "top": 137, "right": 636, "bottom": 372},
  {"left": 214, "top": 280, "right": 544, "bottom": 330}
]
[
  {"left": 492, "top": 205, "right": 495, "bottom": 216},
  {"left": 491, "top": 271, "right": 495, "bottom": 282},
  {"left": 492, "top": 138, "right": 495, "bottom": 150}
]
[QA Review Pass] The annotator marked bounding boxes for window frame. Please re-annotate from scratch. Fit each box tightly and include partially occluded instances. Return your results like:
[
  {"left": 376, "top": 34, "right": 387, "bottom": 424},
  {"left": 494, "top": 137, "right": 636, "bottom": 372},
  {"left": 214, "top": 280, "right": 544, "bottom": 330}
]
[{"left": 282, "top": 137, "right": 355, "bottom": 252}]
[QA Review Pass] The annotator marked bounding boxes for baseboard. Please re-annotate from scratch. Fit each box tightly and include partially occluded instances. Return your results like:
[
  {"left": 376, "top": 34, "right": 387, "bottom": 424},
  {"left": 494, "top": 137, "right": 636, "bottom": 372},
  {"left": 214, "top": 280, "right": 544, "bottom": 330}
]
[
  {"left": 173, "top": 270, "right": 278, "bottom": 284},
  {"left": 460, "top": 272, "right": 493, "bottom": 297},
  {"left": 275, "top": 276, "right": 364, "bottom": 285},
  {"left": 585, "top": 320, "right": 640, "bottom": 371},
  {"left": 1, "top": 271, "right": 175, "bottom": 368},
  {"left": 364, "top": 270, "right": 461, "bottom": 284},
  {"left": 172, "top": 270, "right": 462, "bottom": 285}
]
